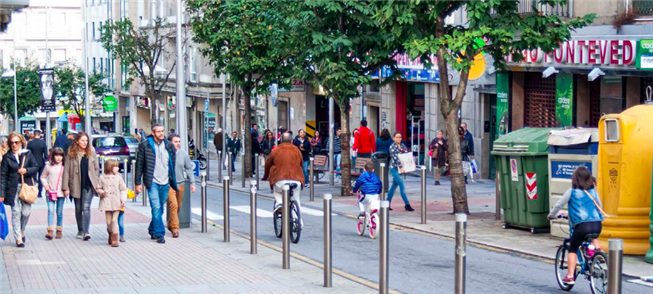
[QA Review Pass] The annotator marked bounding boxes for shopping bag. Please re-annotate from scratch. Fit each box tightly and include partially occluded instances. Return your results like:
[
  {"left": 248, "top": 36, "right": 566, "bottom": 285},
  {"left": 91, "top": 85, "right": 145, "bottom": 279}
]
[
  {"left": 397, "top": 152, "right": 416, "bottom": 173},
  {"left": 470, "top": 159, "right": 478, "bottom": 174},
  {"left": 0, "top": 204, "right": 8, "bottom": 240}
]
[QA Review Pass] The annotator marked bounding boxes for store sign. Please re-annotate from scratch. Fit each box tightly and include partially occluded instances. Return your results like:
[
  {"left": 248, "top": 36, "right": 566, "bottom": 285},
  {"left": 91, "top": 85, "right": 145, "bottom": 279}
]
[
  {"left": 551, "top": 161, "right": 592, "bottom": 179},
  {"left": 556, "top": 73, "right": 574, "bottom": 127},
  {"left": 279, "top": 79, "right": 305, "bottom": 92},
  {"left": 370, "top": 53, "right": 460, "bottom": 84},
  {"left": 507, "top": 39, "right": 637, "bottom": 69},
  {"left": 102, "top": 95, "right": 118, "bottom": 111},
  {"left": 496, "top": 72, "right": 509, "bottom": 139},
  {"left": 636, "top": 39, "right": 653, "bottom": 70}
]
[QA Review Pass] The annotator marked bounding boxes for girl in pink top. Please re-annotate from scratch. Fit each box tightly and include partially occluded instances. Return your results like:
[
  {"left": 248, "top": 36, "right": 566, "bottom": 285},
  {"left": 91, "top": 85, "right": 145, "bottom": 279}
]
[{"left": 40, "top": 147, "right": 66, "bottom": 240}]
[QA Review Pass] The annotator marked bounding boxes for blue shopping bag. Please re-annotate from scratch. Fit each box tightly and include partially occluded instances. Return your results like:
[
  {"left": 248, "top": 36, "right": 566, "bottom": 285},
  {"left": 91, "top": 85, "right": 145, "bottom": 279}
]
[{"left": 0, "top": 203, "right": 8, "bottom": 240}]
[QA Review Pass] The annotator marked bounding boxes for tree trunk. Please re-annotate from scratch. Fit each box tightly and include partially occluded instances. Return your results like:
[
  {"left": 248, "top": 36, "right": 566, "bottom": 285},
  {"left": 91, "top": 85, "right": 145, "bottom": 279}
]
[
  {"left": 443, "top": 110, "right": 469, "bottom": 214},
  {"left": 337, "top": 100, "right": 352, "bottom": 196},
  {"left": 243, "top": 86, "right": 253, "bottom": 179}
]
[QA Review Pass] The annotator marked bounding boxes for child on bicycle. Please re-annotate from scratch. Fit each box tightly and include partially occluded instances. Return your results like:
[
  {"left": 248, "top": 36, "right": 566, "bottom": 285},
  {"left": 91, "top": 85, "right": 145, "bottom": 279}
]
[
  {"left": 547, "top": 166, "right": 606, "bottom": 285},
  {"left": 352, "top": 161, "right": 382, "bottom": 217}
]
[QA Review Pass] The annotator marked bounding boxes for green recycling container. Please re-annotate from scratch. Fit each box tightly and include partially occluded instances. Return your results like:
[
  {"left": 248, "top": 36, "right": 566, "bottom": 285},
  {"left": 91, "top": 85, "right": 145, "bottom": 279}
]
[{"left": 492, "top": 128, "right": 555, "bottom": 233}]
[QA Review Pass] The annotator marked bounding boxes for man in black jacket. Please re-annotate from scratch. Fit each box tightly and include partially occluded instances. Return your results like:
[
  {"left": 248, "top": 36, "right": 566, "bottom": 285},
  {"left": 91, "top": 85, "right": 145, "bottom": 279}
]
[
  {"left": 293, "top": 129, "right": 311, "bottom": 185},
  {"left": 251, "top": 129, "right": 262, "bottom": 175},
  {"left": 27, "top": 130, "right": 48, "bottom": 196},
  {"left": 134, "top": 124, "right": 177, "bottom": 244}
]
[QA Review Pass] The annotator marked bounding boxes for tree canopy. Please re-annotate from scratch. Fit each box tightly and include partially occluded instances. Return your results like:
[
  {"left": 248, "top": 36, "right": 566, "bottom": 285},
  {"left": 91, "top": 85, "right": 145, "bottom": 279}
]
[
  {"left": 55, "top": 63, "right": 107, "bottom": 127},
  {"left": 0, "top": 61, "right": 42, "bottom": 119}
]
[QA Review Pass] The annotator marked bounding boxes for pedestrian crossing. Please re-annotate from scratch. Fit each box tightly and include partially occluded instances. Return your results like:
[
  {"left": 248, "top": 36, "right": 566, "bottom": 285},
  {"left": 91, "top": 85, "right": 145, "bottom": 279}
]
[{"left": 191, "top": 205, "right": 335, "bottom": 220}]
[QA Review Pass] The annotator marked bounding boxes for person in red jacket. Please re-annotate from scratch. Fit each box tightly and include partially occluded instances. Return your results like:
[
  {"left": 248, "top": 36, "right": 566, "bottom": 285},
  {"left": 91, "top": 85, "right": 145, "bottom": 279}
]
[{"left": 353, "top": 120, "right": 376, "bottom": 164}]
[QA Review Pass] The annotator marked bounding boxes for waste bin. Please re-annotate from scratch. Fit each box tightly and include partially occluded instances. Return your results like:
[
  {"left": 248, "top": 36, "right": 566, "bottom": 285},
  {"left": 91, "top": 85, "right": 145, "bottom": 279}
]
[
  {"left": 492, "top": 128, "right": 555, "bottom": 234},
  {"left": 546, "top": 128, "right": 599, "bottom": 238},
  {"left": 373, "top": 152, "right": 389, "bottom": 193},
  {"left": 597, "top": 103, "right": 653, "bottom": 255}
]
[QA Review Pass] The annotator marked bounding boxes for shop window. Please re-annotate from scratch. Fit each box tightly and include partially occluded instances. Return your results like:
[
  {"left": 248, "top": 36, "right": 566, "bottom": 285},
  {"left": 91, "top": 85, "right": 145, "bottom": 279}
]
[
  {"left": 524, "top": 72, "right": 556, "bottom": 127},
  {"left": 599, "top": 77, "right": 624, "bottom": 116},
  {"left": 589, "top": 79, "right": 601, "bottom": 127}
]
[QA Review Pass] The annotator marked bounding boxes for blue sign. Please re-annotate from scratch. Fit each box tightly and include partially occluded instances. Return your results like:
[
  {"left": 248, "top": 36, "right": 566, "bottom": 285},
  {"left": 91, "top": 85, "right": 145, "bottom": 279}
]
[
  {"left": 371, "top": 67, "right": 443, "bottom": 83},
  {"left": 551, "top": 161, "right": 592, "bottom": 179},
  {"left": 191, "top": 160, "right": 200, "bottom": 178}
]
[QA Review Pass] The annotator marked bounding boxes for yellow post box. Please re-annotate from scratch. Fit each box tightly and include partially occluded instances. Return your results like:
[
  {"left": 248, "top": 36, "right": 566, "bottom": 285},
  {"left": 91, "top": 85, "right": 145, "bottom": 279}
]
[{"left": 597, "top": 104, "right": 653, "bottom": 255}]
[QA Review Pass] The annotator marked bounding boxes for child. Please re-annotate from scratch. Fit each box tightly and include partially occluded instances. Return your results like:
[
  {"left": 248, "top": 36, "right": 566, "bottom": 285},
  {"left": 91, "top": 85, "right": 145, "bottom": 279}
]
[
  {"left": 352, "top": 161, "right": 382, "bottom": 217},
  {"left": 40, "top": 147, "right": 66, "bottom": 240},
  {"left": 96, "top": 160, "right": 128, "bottom": 247}
]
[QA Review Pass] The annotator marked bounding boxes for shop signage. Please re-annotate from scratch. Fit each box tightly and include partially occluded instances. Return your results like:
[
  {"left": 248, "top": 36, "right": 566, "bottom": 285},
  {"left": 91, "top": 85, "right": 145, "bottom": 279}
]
[
  {"left": 102, "top": 95, "right": 118, "bottom": 112},
  {"left": 551, "top": 161, "right": 592, "bottom": 179},
  {"left": 507, "top": 39, "right": 637, "bottom": 69},
  {"left": 279, "top": 79, "right": 305, "bottom": 92},
  {"left": 496, "top": 72, "right": 509, "bottom": 139},
  {"left": 556, "top": 73, "right": 574, "bottom": 127},
  {"left": 636, "top": 39, "right": 653, "bottom": 70},
  {"left": 370, "top": 53, "right": 460, "bottom": 84}
]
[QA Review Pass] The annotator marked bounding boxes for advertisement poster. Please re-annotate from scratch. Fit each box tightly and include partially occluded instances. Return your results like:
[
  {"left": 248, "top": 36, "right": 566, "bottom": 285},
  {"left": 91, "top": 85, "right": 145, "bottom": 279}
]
[
  {"left": 636, "top": 39, "right": 653, "bottom": 70},
  {"left": 39, "top": 68, "right": 56, "bottom": 112},
  {"left": 496, "top": 72, "right": 509, "bottom": 139},
  {"left": 555, "top": 73, "right": 574, "bottom": 127}
]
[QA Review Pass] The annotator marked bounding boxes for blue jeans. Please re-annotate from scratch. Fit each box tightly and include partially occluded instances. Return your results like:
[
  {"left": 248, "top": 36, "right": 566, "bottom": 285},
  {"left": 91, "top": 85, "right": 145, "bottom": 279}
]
[
  {"left": 47, "top": 197, "right": 66, "bottom": 227},
  {"left": 302, "top": 160, "right": 309, "bottom": 184},
  {"left": 74, "top": 189, "right": 94, "bottom": 234},
  {"left": 147, "top": 183, "right": 170, "bottom": 238},
  {"left": 231, "top": 153, "right": 237, "bottom": 172},
  {"left": 118, "top": 211, "right": 124, "bottom": 236},
  {"left": 387, "top": 168, "right": 409, "bottom": 206},
  {"left": 334, "top": 153, "right": 342, "bottom": 172}
]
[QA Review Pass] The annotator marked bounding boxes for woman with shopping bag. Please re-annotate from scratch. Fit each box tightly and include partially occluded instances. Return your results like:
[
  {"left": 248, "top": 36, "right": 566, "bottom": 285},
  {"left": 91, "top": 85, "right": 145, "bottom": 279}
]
[
  {"left": 429, "top": 130, "right": 448, "bottom": 186},
  {"left": 0, "top": 132, "right": 40, "bottom": 247},
  {"left": 459, "top": 127, "right": 473, "bottom": 184},
  {"left": 387, "top": 131, "right": 414, "bottom": 212}
]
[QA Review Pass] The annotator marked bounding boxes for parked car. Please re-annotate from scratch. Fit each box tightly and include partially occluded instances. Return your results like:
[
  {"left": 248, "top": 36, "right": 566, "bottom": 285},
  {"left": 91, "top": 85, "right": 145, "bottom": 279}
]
[
  {"left": 92, "top": 134, "right": 132, "bottom": 172},
  {"left": 123, "top": 135, "right": 140, "bottom": 160}
]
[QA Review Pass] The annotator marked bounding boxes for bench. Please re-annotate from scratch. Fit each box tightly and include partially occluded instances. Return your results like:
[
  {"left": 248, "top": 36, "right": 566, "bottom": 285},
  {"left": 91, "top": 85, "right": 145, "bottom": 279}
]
[
  {"left": 311, "top": 155, "right": 329, "bottom": 183},
  {"left": 332, "top": 157, "right": 372, "bottom": 178}
]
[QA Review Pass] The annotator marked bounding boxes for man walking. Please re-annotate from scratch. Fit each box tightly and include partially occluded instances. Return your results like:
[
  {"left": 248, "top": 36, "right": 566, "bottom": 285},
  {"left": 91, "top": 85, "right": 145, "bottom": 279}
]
[
  {"left": 27, "top": 130, "right": 48, "bottom": 196},
  {"left": 227, "top": 131, "right": 241, "bottom": 172},
  {"left": 167, "top": 134, "right": 196, "bottom": 238},
  {"left": 354, "top": 120, "right": 376, "bottom": 170},
  {"left": 251, "top": 128, "right": 262, "bottom": 175},
  {"left": 461, "top": 122, "right": 475, "bottom": 183},
  {"left": 135, "top": 124, "right": 177, "bottom": 244}
]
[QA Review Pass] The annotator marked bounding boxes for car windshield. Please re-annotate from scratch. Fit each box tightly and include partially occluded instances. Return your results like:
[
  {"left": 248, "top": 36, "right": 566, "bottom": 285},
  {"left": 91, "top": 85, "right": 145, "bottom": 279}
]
[
  {"left": 94, "top": 137, "right": 127, "bottom": 148},
  {"left": 125, "top": 137, "right": 139, "bottom": 144}
]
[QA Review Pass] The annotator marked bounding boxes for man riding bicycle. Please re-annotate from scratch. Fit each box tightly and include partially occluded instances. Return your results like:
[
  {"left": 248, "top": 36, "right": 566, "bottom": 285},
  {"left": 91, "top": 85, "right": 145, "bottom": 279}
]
[{"left": 262, "top": 132, "right": 305, "bottom": 218}]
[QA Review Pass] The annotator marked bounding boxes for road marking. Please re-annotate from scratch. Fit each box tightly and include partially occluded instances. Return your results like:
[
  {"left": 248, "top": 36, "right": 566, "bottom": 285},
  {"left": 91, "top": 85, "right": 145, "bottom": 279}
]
[
  {"left": 298, "top": 206, "right": 337, "bottom": 217},
  {"left": 230, "top": 206, "right": 274, "bottom": 218},
  {"left": 191, "top": 208, "right": 223, "bottom": 220},
  {"left": 629, "top": 279, "right": 653, "bottom": 287}
]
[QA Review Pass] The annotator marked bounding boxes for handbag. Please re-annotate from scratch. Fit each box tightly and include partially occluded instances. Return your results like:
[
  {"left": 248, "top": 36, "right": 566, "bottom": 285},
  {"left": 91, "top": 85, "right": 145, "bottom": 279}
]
[
  {"left": 48, "top": 166, "right": 64, "bottom": 201},
  {"left": 18, "top": 155, "right": 39, "bottom": 204},
  {"left": 0, "top": 203, "right": 8, "bottom": 240},
  {"left": 583, "top": 190, "right": 610, "bottom": 218}
]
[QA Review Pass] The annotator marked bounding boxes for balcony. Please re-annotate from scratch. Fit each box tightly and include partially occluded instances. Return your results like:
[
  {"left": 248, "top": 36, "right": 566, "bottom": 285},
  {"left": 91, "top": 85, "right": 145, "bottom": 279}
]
[
  {"left": 630, "top": 0, "right": 653, "bottom": 17},
  {"left": 518, "top": 0, "right": 572, "bottom": 18}
]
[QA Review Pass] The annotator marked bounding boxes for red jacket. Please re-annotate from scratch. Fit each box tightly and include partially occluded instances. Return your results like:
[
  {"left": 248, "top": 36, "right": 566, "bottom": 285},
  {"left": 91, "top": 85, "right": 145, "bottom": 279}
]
[{"left": 353, "top": 126, "right": 376, "bottom": 154}]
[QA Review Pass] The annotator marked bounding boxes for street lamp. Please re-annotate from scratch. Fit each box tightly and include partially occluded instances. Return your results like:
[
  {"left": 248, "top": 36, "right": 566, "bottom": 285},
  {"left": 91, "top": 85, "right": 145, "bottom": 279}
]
[{"left": 1, "top": 69, "right": 18, "bottom": 131}]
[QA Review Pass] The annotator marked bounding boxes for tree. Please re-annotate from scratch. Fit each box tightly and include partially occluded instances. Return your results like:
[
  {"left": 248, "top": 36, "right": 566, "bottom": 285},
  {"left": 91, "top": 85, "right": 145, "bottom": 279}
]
[
  {"left": 187, "top": 0, "right": 299, "bottom": 178},
  {"left": 0, "top": 61, "right": 42, "bottom": 120},
  {"left": 378, "top": 0, "right": 594, "bottom": 213},
  {"left": 54, "top": 63, "right": 108, "bottom": 130},
  {"left": 290, "top": 0, "right": 403, "bottom": 195},
  {"left": 101, "top": 18, "right": 179, "bottom": 124}
]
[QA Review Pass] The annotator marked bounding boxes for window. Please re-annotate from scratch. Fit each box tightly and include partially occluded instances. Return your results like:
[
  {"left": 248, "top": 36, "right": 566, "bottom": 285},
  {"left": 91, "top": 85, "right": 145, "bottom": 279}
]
[
  {"left": 100, "top": 59, "right": 104, "bottom": 75},
  {"left": 93, "top": 137, "right": 127, "bottom": 148},
  {"left": 190, "top": 47, "right": 197, "bottom": 82},
  {"left": 152, "top": 0, "right": 157, "bottom": 20},
  {"left": 99, "top": 22, "right": 103, "bottom": 39},
  {"left": 54, "top": 49, "right": 66, "bottom": 64},
  {"left": 92, "top": 22, "right": 96, "bottom": 40},
  {"left": 604, "top": 119, "right": 619, "bottom": 142},
  {"left": 93, "top": 57, "right": 96, "bottom": 73}
]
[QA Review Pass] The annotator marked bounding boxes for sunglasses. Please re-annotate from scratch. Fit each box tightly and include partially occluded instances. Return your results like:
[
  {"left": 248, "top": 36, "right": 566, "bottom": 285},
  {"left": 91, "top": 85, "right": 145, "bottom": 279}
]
[{"left": 10, "top": 141, "right": 21, "bottom": 145}]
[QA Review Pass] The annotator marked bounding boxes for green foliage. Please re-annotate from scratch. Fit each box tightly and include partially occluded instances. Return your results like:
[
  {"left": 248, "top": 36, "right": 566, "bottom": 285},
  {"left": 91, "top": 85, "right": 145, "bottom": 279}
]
[
  {"left": 55, "top": 63, "right": 107, "bottom": 124},
  {"left": 0, "top": 61, "right": 42, "bottom": 118}
]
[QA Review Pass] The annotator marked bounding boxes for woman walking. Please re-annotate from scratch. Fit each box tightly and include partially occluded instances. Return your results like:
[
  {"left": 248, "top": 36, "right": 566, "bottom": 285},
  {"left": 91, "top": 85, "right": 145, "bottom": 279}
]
[
  {"left": 0, "top": 132, "right": 39, "bottom": 247},
  {"left": 375, "top": 129, "right": 393, "bottom": 156},
  {"left": 261, "top": 130, "right": 275, "bottom": 164},
  {"left": 96, "top": 160, "right": 128, "bottom": 247},
  {"left": 41, "top": 147, "right": 66, "bottom": 240},
  {"left": 387, "top": 132, "right": 414, "bottom": 211},
  {"left": 459, "top": 127, "right": 472, "bottom": 185},
  {"left": 310, "top": 131, "right": 323, "bottom": 155},
  {"left": 63, "top": 132, "right": 100, "bottom": 241},
  {"left": 429, "top": 130, "right": 448, "bottom": 186}
]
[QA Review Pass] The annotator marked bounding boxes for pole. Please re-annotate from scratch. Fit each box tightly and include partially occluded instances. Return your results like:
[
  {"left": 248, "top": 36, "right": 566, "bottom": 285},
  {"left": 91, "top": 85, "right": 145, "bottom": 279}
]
[
  {"left": 176, "top": 0, "right": 188, "bottom": 153},
  {"left": 44, "top": 2, "right": 51, "bottom": 149},
  {"left": 282, "top": 185, "right": 290, "bottom": 269},
  {"left": 123, "top": 159, "right": 128, "bottom": 186},
  {"left": 228, "top": 152, "right": 233, "bottom": 185},
  {"left": 323, "top": 194, "right": 333, "bottom": 287},
  {"left": 250, "top": 180, "right": 257, "bottom": 254},
  {"left": 360, "top": 85, "right": 365, "bottom": 121},
  {"left": 241, "top": 153, "right": 246, "bottom": 188},
  {"left": 201, "top": 171, "right": 207, "bottom": 233},
  {"left": 421, "top": 165, "right": 427, "bottom": 224},
  {"left": 310, "top": 157, "right": 315, "bottom": 201},
  {"left": 131, "top": 160, "right": 137, "bottom": 202},
  {"left": 495, "top": 170, "right": 501, "bottom": 221},
  {"left": 379, "top": 200, "right": 389, "bottom": 294},
  {"left": 255, "top": 153, "right": 259, "bottom": 188},
  {"left": 82, "top": 2, "right": 91, "bottom": 135},
  {"left": 455, "top": 213, "right": 467, "bottom": 294},
  {"left": 328, "top": 97, "right": 334, "bottom": 186},
  {"left": 222, "top": 74, "right": 227, "bottom": 163},
  {"left": 223, "top": 176, "right": 230, "bottom": 242},
  {"left": 206, "top": 149, "right": 210, "bottom": 181},
  {"left": 608, "top": 239, "right": 623, "bottom": 294},
  {"left": 12, "top": 15, "right": 18, "bottom": 131},
  {"left": 418, "top": 120, "right": 421, "bottom": 166},
  {"left": 380, "top": 163, "right": 386, "bottom": 201},
  {"left": 217, "top": 150, "right": 222, "bottom": 182}
]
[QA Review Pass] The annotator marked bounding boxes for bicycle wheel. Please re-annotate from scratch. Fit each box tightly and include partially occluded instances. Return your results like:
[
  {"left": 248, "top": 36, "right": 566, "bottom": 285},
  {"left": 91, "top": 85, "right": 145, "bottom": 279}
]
[
  {"left": 555, "top": 245, "right": 576, "bottom": 291},
  {"left": 589, "top": 251, "right": 608, "bottom": 294},
  {"left": 368, "top": 213, "right": 378, "bottom": 239},
  {"left": 357, "top": 215, "right": 366, "bottom": 236},
  {"left": 290, "top": 200, "right": 302, "bottom": 244},
  {"left": 273, "top": 209, "right": 282, "bottom": 238}
]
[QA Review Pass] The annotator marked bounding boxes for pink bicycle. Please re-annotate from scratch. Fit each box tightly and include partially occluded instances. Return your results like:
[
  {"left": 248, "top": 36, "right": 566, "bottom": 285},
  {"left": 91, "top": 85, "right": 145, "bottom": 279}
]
[{"left": 356, "top": 193, "right": 380, "bottom": 239}]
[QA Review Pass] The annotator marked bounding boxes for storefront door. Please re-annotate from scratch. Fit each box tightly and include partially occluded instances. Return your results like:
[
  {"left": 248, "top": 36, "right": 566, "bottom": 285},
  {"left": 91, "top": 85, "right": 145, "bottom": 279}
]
[{"left": 524, "top": 72, "right": 557, "bottom": 127}]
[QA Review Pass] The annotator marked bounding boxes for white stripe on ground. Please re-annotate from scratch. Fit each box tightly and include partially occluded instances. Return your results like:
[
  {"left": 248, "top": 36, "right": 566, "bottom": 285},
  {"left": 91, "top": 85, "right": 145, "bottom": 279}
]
[
  {"left": 299, "top": 207, "right": 336, "bottom": 217},
  {"left": 230, "top": 206, "right": 274, "bottom": 218},
  {"left": 628, "top": 279, "right": 653, "bottom": 287},
  {"left": 191, "top": 208, "right": 224, "bottom": 220}
]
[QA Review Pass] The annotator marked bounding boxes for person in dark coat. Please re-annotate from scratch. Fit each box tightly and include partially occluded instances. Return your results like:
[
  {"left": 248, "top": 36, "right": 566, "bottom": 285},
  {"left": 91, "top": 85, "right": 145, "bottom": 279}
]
[
  {"left": 27, "top": 130, "right": 48, "bottom": 196},
  {"left": 53, "top": 129, "right": 68, "bottom": 150},
  {"left": 251, "top": 129, "right": 263, "bottom": 175},
  {"left": 293, "top": 129, "right": 312, "bottom": 185},
  {"left": 429, "top": 130, "right": 448, "bottom": 185}
]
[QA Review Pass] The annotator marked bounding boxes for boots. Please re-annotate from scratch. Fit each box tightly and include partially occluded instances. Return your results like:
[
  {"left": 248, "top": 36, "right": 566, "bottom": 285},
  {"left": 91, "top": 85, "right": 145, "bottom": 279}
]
[
  {"left": 55, "top": 227, "right": 63, "bottom": 239},
  {"left": 405, "top": 204, "right": 415, "bottom": 211},
  {"left": 45, "top": 227, "right": 54, "bottom": 240},
  {"left": 107, "top": 229, "right": 112, "bottom": 245},
  {"left": 110, "top": 233, "right": 119, "bottom": 247}
]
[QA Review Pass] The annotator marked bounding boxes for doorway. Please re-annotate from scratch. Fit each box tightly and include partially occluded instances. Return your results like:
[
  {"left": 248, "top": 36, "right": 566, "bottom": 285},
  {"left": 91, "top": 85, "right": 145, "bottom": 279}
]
[
  {"left": 488, "top": 94, "right": 497, "bottom": 180},
  {"left": 277, "top": 100, "right": 289, "bottom": 131},
  {"left": 315, "top": 95, "right": 341, "bottom": 140},
  {"left": 368, "top": 105, "right": 380, "bottom": 135}
]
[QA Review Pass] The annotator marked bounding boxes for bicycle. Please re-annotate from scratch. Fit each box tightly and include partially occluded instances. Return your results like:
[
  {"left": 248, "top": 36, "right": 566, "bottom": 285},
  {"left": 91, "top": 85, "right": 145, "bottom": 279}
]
[
  {"left": 355, "top": 192, "right": 380, "bottom": 239},
  {"left": 273, "top": 183, "right": 302, "bottom": 244},
  {"left": 553, "top": 215, "right": 608, "bottom": 294}
]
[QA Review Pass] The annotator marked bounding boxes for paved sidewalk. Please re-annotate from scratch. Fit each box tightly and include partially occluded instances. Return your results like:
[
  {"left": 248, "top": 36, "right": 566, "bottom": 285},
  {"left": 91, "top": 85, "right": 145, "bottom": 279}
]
[
  {"left": 1, "top": 199, "right": 376, "bottom": 294},
  {"left": 205, "top": 158, "right": 653, "bottom": 280}
]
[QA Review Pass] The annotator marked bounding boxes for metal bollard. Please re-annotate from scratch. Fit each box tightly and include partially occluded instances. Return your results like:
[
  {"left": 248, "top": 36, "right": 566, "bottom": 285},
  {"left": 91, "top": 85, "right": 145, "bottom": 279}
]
[
  {"left": 310, "top": 157, "right": 315, "bottom": 202},
  {"left": 100, "top": 156, "right": 105, "bottom": 175},
  {"left": 223, "top": 176, "right": 230, "bottom": 242},
  {"left": 255, "top": 153, "right": 260, "bottom": 188},
  {"left": 380, "top": 163, "right": 386, "bottom": 201},
  {"left": 608, "top": 239, "right": 623, "bottom": 294},
  {"left": 495, "top": 171, "right": 501, "bottom": 221},
  {"left": 455, "top": 213, "right": 467, "bottom": 294},
  {"left": 421, "top": 166, "right": 427, "bottom": 224},
  {"left": 250, "top": 180, "right": 258, "bottom": 254},
  {"left": 206, "top": 149, "right": 211, "bottom": 181},
  {"left": 379, "top": 200, "right": 389, "bottom": 294},
  {"left": 201, "top": 171, "right": 207, "bottom": 233},
  {"left": 241, "top": 154, "right": 246, "bottom": 188},
  {"left": 217, "top": 150, "right": 222, "bottom": 183},
  {"left": 282, "top": 185, "right": 290, "bottom": 269},
  {"left": 323, "top": 194, "right": 333, "bottom": 287},
  {"left": 228, "top": 152, "right": 233, "bottom": 185},
  {"left": 123, "top": 159, "right": 129, "bottom": 186},
  {"left": 132, "top": 160, "right": 137, "bottom": 202}
]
